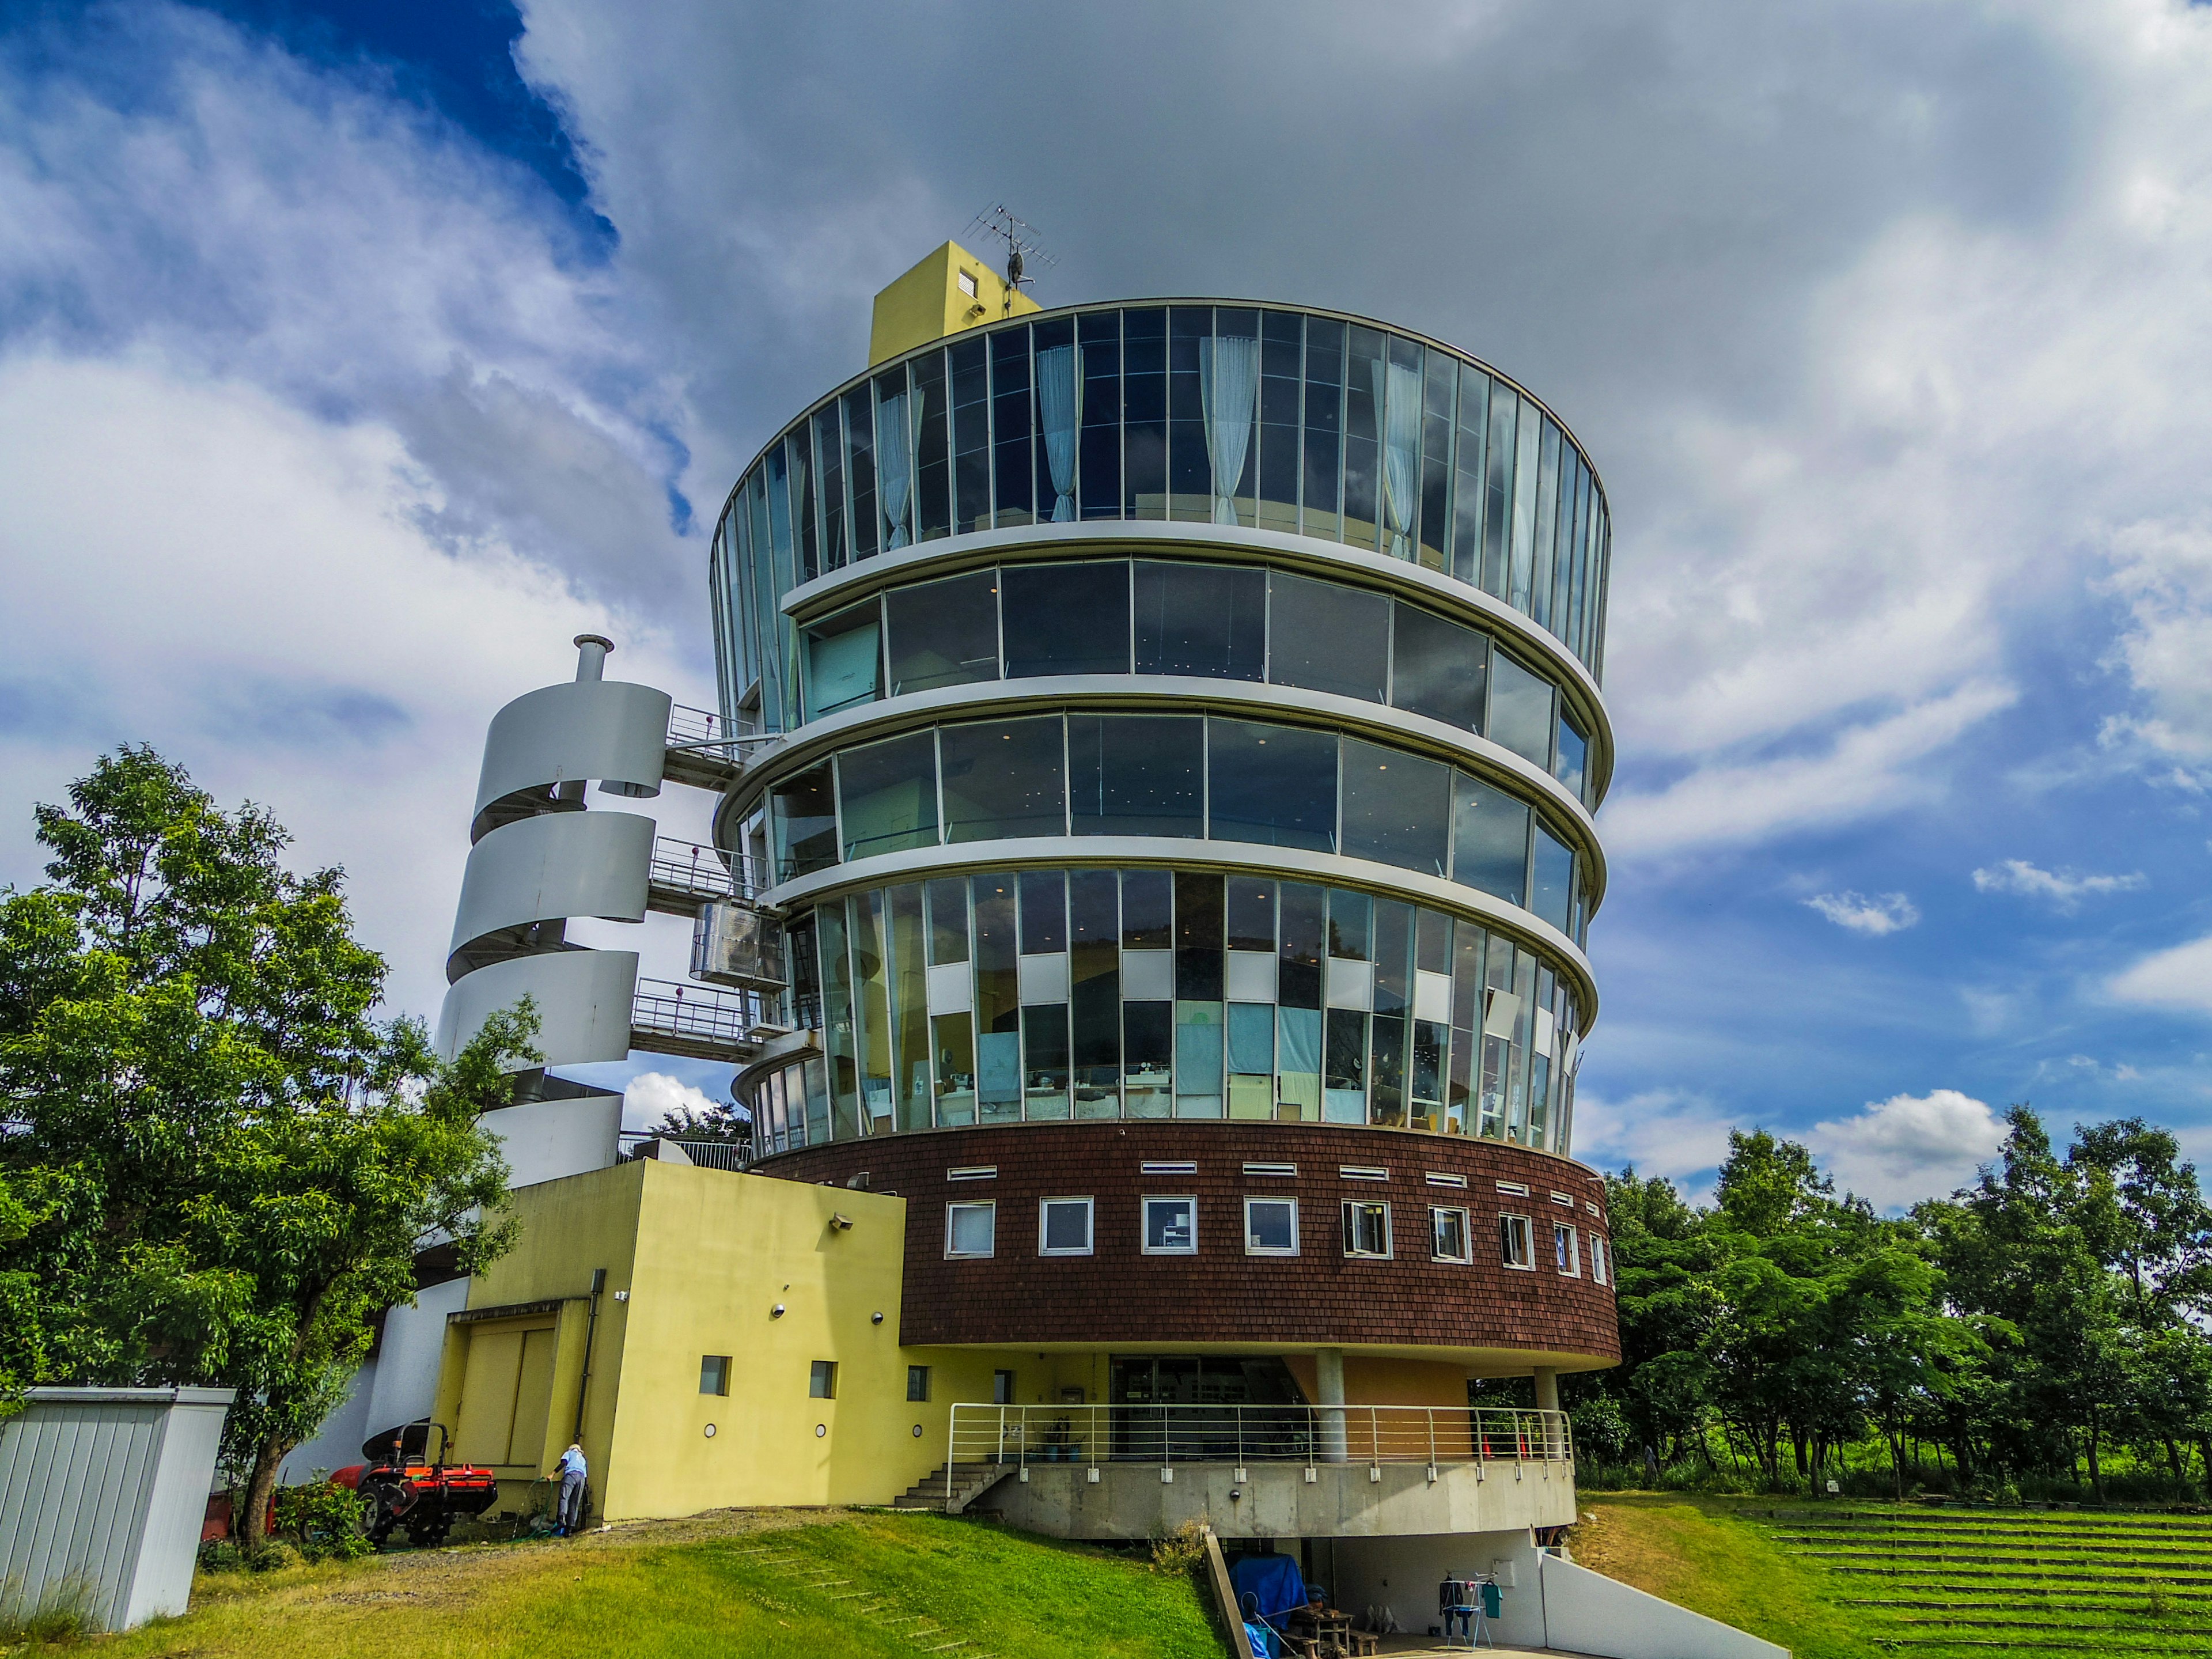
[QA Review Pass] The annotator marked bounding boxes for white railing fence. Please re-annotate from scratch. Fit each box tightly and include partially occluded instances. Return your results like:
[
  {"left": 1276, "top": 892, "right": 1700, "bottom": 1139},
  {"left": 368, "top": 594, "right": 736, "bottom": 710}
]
[{"left": 944, "top": 1402, "right": 1571, "bottom": 1498}]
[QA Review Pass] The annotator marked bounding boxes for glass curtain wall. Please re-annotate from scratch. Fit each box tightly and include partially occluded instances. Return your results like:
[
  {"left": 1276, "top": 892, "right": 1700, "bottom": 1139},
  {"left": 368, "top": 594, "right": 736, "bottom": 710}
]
[
  {"left": 711, "top": 305, "right": 1612, "bottom": 733},
  {"left": 762, "top": 710, "right": 1594, "bottom": 946},
  {"left": 789, "top": 557, "right": 1599, "bottom": 809},
  {"left": 765, "top": 866, "right": 1584, "bottom": 1159}
]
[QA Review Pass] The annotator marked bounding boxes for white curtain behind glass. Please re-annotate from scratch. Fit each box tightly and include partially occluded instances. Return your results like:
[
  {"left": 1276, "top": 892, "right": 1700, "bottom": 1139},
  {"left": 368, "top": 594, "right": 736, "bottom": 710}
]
[
  {"left": 1377, "top": 358, "right": 1422, "bottom": 559},
  {"left": 1198, "top": 335, "right": 1259, "bottom": 525},
  {"left": 1036, "top": 344, "right": 1080, "bottom": 522},
  {"left": 877, "top": 384, "right": 914, "bottom": 548}
]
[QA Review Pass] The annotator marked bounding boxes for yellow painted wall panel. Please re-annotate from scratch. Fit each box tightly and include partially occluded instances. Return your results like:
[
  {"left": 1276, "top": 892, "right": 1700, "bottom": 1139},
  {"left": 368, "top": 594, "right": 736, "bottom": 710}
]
[
  {"left": 454, "top": 1327, "right": 525, "bottom": 1466},
  {"left": 509, "top": 1327, "right": 559, "bottom": 1467}
]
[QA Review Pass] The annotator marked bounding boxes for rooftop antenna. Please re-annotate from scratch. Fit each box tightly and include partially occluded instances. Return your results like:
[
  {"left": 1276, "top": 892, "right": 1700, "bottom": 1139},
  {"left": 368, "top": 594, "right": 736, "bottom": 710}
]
[{"left": 964, "top": 204, "right": 1057, "bottom": 310}]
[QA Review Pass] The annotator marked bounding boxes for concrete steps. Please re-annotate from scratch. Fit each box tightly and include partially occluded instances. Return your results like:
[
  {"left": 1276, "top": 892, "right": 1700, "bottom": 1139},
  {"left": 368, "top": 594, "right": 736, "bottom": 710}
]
[{"left": 891, "top": 1463, "right": 1012, "bottom": 1514}]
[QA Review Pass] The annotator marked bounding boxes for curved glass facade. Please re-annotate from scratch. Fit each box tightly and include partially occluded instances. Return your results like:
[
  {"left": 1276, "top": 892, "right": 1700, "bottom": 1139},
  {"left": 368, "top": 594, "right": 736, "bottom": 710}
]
[
  {"left": 783, "top": 556, "right": 1597, "bottom": 806},
  {"left": 763, "top": 711, "right": 1593, "bottom": 944},
  {"left": 709, "top": 303, "right": 1612, "bottom": 734},
  {"left": 756, "top": 866, "right": 1585, "bottom": 1160}
]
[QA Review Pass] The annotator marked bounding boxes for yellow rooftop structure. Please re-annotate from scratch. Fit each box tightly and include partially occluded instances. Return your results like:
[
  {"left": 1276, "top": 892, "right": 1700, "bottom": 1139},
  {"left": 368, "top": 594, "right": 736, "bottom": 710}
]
[{"left": 868, "top": 240, "right": 1040, "bottom": 366}]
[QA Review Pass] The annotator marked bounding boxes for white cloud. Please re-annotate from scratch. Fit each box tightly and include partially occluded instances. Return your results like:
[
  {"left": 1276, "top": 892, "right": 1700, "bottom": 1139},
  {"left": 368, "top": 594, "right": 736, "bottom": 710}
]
[
  {"left": 622, "top": 1071, "right": 723, "bottom": 1134},
  {"left": 1804, "top": 891, "right": 1921, "bottom": 935},
  {"left": 1971, "top": 859, "right": 2146, "bottom": 907},
  {"left": 2109, "top": 934, "right": 2212, "bottom": 1016},
  {"left": 1571, "top": 1087, "right": 1740, "bottom": 1194},
  {"left": 1806, "top": 1089, "right": 2008, "bottom": 1211}
]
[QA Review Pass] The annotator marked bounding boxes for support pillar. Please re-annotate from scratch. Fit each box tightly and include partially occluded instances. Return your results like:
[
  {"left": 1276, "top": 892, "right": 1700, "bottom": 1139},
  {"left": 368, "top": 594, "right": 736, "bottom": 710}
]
[
  {"left": 1317, "top": 1347, "right": 1347, "bottom": 1464},
  {"left": 1533, "top": 1366, "right": 1563, "bottom": 1459}
]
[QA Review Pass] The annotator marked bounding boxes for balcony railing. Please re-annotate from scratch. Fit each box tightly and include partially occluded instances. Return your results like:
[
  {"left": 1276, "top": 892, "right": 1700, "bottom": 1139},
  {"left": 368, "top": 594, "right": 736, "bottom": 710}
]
[
  {"left": 944, "top": 1402, "right": 1571, "bottom": 1499},
  {"left": 629, "top": 977, "right": 764, "bottom": 1061},
  {"left": 649, "top": 836, "right": 764, "bottom": 902}
]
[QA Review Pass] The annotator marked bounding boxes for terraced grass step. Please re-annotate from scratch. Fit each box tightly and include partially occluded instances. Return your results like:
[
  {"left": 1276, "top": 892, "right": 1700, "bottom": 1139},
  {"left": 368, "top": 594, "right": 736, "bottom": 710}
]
[
  {"left": 1830, "top": 1565, "right": 2212, "bottom": 1585},
  {"left": 1778, "top": 1547, "right": 2212, "bottom": 1567}
]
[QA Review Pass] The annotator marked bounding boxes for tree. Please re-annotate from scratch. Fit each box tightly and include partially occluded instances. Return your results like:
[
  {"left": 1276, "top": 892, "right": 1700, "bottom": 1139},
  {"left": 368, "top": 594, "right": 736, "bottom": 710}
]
[{"left": 0, "top": 748, "right": 531, "bottom": 1549}]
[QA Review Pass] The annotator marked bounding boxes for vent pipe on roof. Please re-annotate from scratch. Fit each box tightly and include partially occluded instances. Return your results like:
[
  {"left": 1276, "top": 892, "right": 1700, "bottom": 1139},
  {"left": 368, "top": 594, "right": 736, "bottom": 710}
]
[{"left": 573, "top": 634, "right": 613, "bottom": 682}]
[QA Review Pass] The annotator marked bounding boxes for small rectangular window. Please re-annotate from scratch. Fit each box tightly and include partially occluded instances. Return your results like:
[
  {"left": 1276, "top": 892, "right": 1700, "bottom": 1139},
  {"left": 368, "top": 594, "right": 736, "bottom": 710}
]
[
  {"left": 1555, "top": 1222, "right": 1581, "bottom": 1276},
  {"left": 809, "top": 1360, "right": 838, "bottom": 1399},
  {"left": 1501, "top": 1213, "right": 1535, "bottom": 1270},
  {"left": 958, "top": 269, "right": 979, "bottom": 299},
  {"left": 946, "top": 1199, "right": 997, "bottom": 1258},
  {"left": 1143, "top": 1195, "right": 1198, "bottom": 1254},
  {"left": 992, "top": 1368, "right": 1016, "bottom": 1404},
  {"left": 1245, "top": 1196, "right": 1299, "bottom": 1255},
  {"left": 907, "top": 1365, "right": 931, "bottom": 1402},
  {"left": 700, "top": 1355, "right": 731, "bottom": 1396},
  {"left": 1590, "top": 1234, "right": 1609, "bottom": 1286},
  {"left": 1343, "top": 1199, "right": 1392, "bottom": 1259},
  {"left": 1431, "top": 1206, "right": 1471, "bottom": 1263},
  {"left": 1040, "top": 1196, "right": 1094, "bottom": 1256}
]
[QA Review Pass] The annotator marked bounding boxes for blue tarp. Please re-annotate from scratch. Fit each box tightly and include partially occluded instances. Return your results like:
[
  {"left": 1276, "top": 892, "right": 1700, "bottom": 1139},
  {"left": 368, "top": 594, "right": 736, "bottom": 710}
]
[{"left": 1229, "top": 1554, "right": 1309, "bottom": 1658}]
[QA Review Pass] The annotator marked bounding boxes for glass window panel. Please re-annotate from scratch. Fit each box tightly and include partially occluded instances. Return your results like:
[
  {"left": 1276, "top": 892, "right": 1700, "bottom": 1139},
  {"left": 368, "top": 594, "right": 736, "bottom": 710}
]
[
  {"left": 1391, "top": 603, "right": 1487, "bottom": 731},
  {"left": 843, "top": 386, "right": 878, "bottom": 559},
  {"left": 789, "top": 423, "right": 818, "bottom": 585},
  {"left": 940, "top": 716, "right": 1066, "bottom": 841},
  {"left": 1070, "top": 869, "right": 1120, "bottom": 1116},
  {"left": 1206, "top": 719, "right": 1337, "bottom": 853},
  {"left": 802, "top": 600, "right": 881, "bottom": 722},
  {"left": 1555, "top": 711, "right": 1590, "bottom": 804},
  {"left": 947, "top": 1202, "right": 995, "bottom": 1257},
  {"left": 1144, "top": 1196, "right": 1197, "bottom": 1252},
  {"left": 1328, "top": 888, "right": 1372, "bottom": 960},
  {"left": 1133, "top": 560, "right": 1266, "bottom": 680},
  {"left": 1078, "top": 310, "right": 1122, "bottom": 520},
  {"left": 1277, "top": 1005, "right": 1322, "bottom": 1122},
  {"left": 1227, "top": 878, "right": 1276, "bottom": 953},
  {"left": 1019, "top": 869, "right": 1067, "bottom": 953},
  {"left": 1041, "top": 1198, "right": 1092, "bottom": 1254},
  {"left": 1531, "top": 823, "right": 1575, "bottom": 934},
  {"left": 853, "top": 891, "right": 893, "bottom": 1131},
  {"left": 1418, "top": 349, "right": 1455, "bottom": 570},
  {"left": 1167, "top": 305, "right": 1211, "bottom": 522},
  {"left": 1257, "top": 310, "right": 1302, "bottom": 535},
  {"left": 1123, "top": 999, "right": 1173, "bottom": 1118},
  {"left": 885, "top": 571, "right": 999, "bottom": 695},
  {"left": 1247, "top": 1196, "right": 1297, "bottom": 1252},
  {"left": 890, "top": 883, "right": 929, "bottom": 1131},
  {"left": 1227, "top": 1001, "right": 1275, "bottom": 1074},
  {"left": 1277, "top": 882, "right": 1325, "bottom": 1009},
  {"left": 1373, "top": 899, "right": 1412, "bottom": 1014},
  {"left": 771, "top": 764, "right": 839, "bottom": 879},
  {"left": 820, "top": 899, "right": 857, "bottom": 1138},
  {"left": 1370, "top": 1010, "right": 1407, "bottom": 1126},
  {"left": 1530, "top": 419, "right": 1560, "bottom": 628},
  {"left": 1302, "top": 317, "right": 1343, "bottom": 539},
  {"left": 1451, "top": 370, "right": 1488, "bottom": 586},
  {"left": 1175, "top": 1001, "right": 1223, "bottom": 1115},
  {"left": 1340, "top": 738, "right": 1452, "bottom": 877},
  {"left": 1268, "top": 571, "right": 1388, "bottom": 703},
  {"left": 1488, "top": 652, "right": 1555, "bottom": 769},
  {"left": 1452, "top": 773, "right": 1531, "bottom": 904},
  {"left": 1175, "top": 870, "right": 1225, "bottom": 1002},
  {"left": 1215, "top": 306, "right": 1262, "bottom": 525},
  {"left": 972, "top": 873, "right": 1020, "bottom": 1123},
  {"left": 836, "top": 730, "right": 939, "bottom": 861},
  {"left": 932, "top": 1009, "right": 975, "bottom": 1124},
  {"left": 1069, "top": 714, "right": 1203, "bottom": 837},
  {"left": 1123, "top": 307, "right": 1166, "bottom": 518},
  {"left": 926, "top": 876, "right": 969, "bottom": 965},
  {"left": 1120, "top": 868, "right": 1173, "bottom": 948},
  {"left": 1482, "top": 382, "right": 1514, "bottom": 597},
  {"left": 814, "top": 403, "right": 846, "bottom": 569},
  {"left": 991, "top": 326, "right": 1034, "bottom": 527},
  {"left": 1002, "top": 562, "right": 1131, "bottom": 678},
  {"left": 1022, "top": 1002, "right": 1070, "bottom": 1119},
  {"left": 1509, "top": 397, "right": 1542, "bottom": 612},
  {"left": 1324, "top": 1006, "right": 1367, "bottom": 1123},
  {"left": 915, "top": 349, "right": 951, "bottom": 541},
  {"left": 1342, "top": 325, "right": 1384, "bottom": 552},
  {"left": 1416, "top": 906, "right": 1452, "bottom": 975},
  {"left": 951, "top": 336, "right": 991, "bottom": 535},
  {"left": 1032, "top": 315, "right": 1076, "bottom": 524}
]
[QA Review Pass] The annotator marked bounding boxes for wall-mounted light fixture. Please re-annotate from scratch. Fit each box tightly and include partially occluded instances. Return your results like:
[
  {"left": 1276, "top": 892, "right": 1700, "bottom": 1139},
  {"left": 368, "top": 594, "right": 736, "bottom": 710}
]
[
  {"left": 830, "top": 1213, "right": 854, "bottom": 1232},
  {"left": 771, "top": 1303, "right": 786, "bottom": 1319},
  {"left": 871, "top": 1311, "right": 885, "bottom": 1325}
]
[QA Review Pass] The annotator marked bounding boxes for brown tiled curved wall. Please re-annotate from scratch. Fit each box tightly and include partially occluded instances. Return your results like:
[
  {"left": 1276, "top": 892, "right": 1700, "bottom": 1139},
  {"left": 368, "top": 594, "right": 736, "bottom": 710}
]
[{"left": 756, "top": 1122, "right": 1620, "bottom": 1363}]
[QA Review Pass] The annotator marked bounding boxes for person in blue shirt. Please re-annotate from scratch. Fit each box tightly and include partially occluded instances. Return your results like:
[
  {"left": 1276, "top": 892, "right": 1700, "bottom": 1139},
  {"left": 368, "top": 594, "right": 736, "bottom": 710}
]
[{"left": 554, "top": 1442, "right": 588, "bottom": 1536}]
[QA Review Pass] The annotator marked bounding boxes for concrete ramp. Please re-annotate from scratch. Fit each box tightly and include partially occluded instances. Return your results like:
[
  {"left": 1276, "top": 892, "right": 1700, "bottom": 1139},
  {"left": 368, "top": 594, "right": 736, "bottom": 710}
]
[{"left": 1540, "top": 1552, "right": 1787, "bottom": 1659}]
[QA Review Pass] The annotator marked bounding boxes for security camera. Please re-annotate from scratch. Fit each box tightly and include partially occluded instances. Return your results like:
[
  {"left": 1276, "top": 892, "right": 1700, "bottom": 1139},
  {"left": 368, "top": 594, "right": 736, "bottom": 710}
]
[{"left": 830, "top": 1213, "right": 854, "bottom": 1231}]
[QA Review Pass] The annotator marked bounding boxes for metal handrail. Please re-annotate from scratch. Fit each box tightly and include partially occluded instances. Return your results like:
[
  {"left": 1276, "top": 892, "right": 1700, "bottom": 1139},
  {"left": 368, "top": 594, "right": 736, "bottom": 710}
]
[
  {"left": 631, "top": 977, "right": 759, "bottom": 1043},
  {"left": 649, "top": 836, "right": 764, "bottom": 900},
  {"left": 942, "top": 1402, "right": 1571, "bottom": 1500}
]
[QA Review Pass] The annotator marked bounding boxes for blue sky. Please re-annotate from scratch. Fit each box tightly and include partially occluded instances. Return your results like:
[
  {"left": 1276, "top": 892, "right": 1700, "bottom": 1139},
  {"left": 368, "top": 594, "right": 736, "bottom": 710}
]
[{"left": 5, "top": 0, "right": 2212, "bottom": 1206}]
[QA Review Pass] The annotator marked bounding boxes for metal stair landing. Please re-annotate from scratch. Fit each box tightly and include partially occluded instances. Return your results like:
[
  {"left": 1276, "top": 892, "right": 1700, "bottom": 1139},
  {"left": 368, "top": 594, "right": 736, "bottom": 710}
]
[{"left": 891, "top": 1463, "right": 1011, "bottom": 1515}]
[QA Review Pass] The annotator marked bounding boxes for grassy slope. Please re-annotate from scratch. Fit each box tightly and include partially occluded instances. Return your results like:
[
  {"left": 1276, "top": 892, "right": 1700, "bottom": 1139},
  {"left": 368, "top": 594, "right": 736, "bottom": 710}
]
[
  {"left": 1574, "top": 1494, "right": 1887, "bottom": 1659},
  {"left": 80, "top": 1511, "right": 1224, "bottom": 1659}
]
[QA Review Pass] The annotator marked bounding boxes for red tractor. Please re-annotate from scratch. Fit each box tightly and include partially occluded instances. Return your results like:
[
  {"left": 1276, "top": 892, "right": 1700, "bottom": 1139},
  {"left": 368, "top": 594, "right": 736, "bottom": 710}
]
[{"left": 333, "top": 1419, "right": 500, "bottom": 1548}]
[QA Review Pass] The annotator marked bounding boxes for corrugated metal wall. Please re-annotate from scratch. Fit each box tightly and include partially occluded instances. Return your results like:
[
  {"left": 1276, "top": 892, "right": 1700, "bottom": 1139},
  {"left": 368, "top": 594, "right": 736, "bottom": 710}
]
[{"left": 0, "top": 1388, "right": 232, "bottom": 1632}]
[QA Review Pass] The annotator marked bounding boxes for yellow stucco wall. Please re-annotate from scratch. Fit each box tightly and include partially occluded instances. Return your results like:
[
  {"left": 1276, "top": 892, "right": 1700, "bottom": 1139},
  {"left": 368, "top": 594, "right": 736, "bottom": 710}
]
[
  {"left": 439, "top": 1160, "right": 1062, "bottom": 1522},
  {"left": 868, "top": 240, "right": 1040, "bottom": 366}
]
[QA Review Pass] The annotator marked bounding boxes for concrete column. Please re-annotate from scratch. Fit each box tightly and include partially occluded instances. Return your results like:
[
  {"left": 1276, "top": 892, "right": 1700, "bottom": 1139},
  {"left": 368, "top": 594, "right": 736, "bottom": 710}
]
[
  {"left": 1316, "top": 1347, "right": 1348, "bottom": 1464},
  {"left": 573, "top": 633, "right": 613, "bottom": 681},
  {"left": 1533, "top": 1366, "right": 1564, "bottom": 1459}
]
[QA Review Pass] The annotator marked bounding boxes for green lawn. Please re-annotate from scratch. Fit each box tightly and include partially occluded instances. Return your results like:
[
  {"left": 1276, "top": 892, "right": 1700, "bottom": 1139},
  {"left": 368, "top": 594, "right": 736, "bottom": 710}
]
[
  {"left": 1579, "top": 1492, "right": 2212, "bottom": 1657},
  {"left": 71, "top": 1510, "right": 1225, "bottom": 1659}
]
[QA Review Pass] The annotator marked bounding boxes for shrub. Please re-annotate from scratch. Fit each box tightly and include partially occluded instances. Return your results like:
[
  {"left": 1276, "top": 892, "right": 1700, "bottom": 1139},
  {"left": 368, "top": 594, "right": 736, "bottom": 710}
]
[
  {"left": 272, "top": 1476, "right": 373, "bottom": 1563},
  {"left": 1150, "top": 1519, "right": 1207, "bottom": 1578},
  {"left": 248, "top": 1541, "right": 302, "bottom": 1573},
  {"left": 197, "top": 1538, "right": 245, "bottom": 1574}
]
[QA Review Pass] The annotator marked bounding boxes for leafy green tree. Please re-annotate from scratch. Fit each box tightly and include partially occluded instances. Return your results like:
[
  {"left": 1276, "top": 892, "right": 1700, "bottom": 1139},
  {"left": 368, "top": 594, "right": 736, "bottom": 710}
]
[{"left": 0, "top": 748, "right": 531, "bottom": 1548}]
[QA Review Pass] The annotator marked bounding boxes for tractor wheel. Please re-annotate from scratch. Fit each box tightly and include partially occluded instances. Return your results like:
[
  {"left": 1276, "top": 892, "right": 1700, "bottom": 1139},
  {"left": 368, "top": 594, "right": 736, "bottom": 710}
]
[
  {"left": 359, "top": 1490, "right": 395, "bottom": 1547},
  {"left": 406, "top": 1514, "right": 450, "bottom": 1549}
]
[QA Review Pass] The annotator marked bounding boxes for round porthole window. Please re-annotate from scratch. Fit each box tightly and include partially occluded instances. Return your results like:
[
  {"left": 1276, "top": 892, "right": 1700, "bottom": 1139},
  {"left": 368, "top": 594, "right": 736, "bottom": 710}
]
[
  {"left": 703, "top": 1423, "right": 717, "bottom": 1438},
  {"left": 815, "top": 1423, "right": 828, "bottom": 1438},
  {"left": 912, "top": 1424, "right": 923, "bottom": 1438}
]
